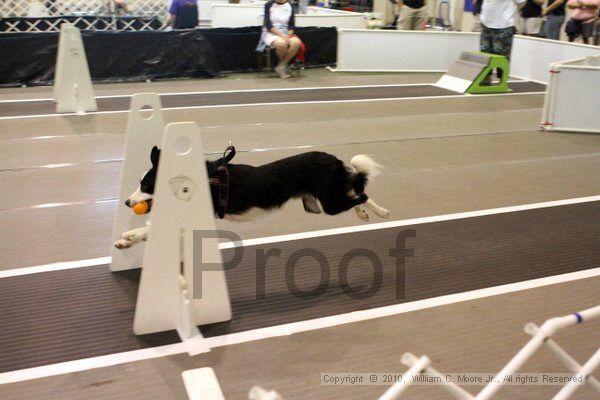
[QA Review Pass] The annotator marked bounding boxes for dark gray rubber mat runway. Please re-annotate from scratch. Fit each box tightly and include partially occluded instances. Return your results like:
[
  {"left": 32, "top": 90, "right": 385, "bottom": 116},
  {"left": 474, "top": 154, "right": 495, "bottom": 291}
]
[
  {"left": 0, "top": 82, "right": 545, "bottom": 118},
  {"left": 1, "top": 201, "right": 597, "bottom": 373}
]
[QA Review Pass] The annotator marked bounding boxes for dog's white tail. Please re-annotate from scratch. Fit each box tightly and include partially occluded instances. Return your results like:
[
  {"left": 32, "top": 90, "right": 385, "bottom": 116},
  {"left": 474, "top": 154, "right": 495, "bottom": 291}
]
[{"left": 351, "top": 155, "right": 383, "bottom": 177}]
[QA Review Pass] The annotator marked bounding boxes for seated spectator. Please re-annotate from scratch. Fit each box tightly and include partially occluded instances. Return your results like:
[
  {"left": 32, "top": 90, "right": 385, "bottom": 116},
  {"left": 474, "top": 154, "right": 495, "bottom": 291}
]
[
  {"left": 167, "top": 0, "right": 198, "bottom": 29},
  {"left": 519, "top": 0, "right": 544, "bottom": 36},
  {"left": 261, "top": 0, "right": 303, "bottom": 78},
  {"left": 542, "top": 0, "right": 567, "bottom": 40},
  {"left": 566, "top": 0, "right": 599, "bottom": 44}
]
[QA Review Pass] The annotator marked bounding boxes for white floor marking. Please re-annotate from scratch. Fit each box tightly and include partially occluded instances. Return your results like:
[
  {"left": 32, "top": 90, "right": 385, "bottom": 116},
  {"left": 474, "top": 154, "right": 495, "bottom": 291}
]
[
  {"left": 1, "top": 267, "right": 598, "bottom": 385},
  {"left": 1, "top": 195, "right": 598, "bottom": 279},
  {"left": 219, "top": 195, "right": 600, "bottom": 250},
  {"left": 0, "top": 257, "right": 111, "bottom": 279},
  {"left": 0, "top": 91, "right": 545, "bottom": 121},
  {"left": 0, "top": 80, "right": 529, "bottom": 103}
]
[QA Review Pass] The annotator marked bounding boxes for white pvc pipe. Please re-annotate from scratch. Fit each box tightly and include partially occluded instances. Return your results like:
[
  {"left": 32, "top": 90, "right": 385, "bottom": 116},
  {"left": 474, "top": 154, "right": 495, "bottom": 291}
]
[
  {"left": 420, "top": 366, "right": 474, "bottom": 399},
  {"left": 552, "top": 347, "right": 600, "bottom": 400},
  {"left": 476, "top": 305, "right": 600, "bottom": 399},
  {"left": 544, "top": 338, "right": 600, "bottom": 393},
  {"left": 378, "top": 354, "right": 430, "bottom": 400},
  {"left": 475, "top": 333, "right": 547, "bottom": 400}
]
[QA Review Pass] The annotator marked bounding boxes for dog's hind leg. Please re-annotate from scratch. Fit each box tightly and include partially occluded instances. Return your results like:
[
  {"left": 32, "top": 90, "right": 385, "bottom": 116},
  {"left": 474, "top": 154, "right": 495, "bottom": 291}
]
[
  {"left": 302, "top": 194, "right": 322, "bottom": 214},
  {"left": 365, "top": 198, "right": 391, "bottom": 219},
  {"left": 354, "top": 205, "right": 369, "bottom": 221}
]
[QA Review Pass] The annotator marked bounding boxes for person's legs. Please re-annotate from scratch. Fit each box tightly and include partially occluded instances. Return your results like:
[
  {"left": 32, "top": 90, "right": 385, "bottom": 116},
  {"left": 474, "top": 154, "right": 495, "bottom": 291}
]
[
  {"left": 528, "top": 17, "right": 542, "bottom": 36},
  {"left": 282, "top": 36, "right": 301, "bottom": 65},
  {"left": 271, "top": 38, "right": 291, "bottom": 78},
  {"left": 581, "top": 21, "right": 594, "bottom": 44},
  {"left": 398, "top": 6, "right": 413, "bottom": 30},
  {"left": 272, "top": 38, "right": 287, "bottom": 62},
  {"left": 491, "top": 27, "right": 515, "bottom": 80},
  {"left": 412, "top": 6, "right": 426, "bottom": 30},
  {"left": 545, "top": 15, "right": 564, "bottom": 40},
  {"left": 520, "top": 18, "right": 529, "bottom": 35},
  {"left": 480, "top": 25, "right": 493, "bottom": 53},
  {"left": 472, "top": 14, "right": 482, "bottom": 32}
]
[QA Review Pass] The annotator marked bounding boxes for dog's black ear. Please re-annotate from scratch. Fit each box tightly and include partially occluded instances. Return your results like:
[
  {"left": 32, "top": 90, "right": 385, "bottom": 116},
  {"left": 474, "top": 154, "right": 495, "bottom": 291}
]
[{"left": 150, "top": 146, "right": 161, "bottom": 166}]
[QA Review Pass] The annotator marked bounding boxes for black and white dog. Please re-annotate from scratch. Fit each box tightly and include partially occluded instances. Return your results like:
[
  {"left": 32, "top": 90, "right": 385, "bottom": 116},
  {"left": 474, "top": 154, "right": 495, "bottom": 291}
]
[{"left": 114, "top": 146, "right": 390, "bottom": 249}]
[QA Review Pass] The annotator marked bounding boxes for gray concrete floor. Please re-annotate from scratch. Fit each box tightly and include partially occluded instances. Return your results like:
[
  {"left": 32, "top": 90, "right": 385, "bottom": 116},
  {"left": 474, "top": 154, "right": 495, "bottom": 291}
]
[
  {"left": 1, "top": 277, "right": 598, "bottom": 400},
  {"left": 1, "top": 83, "right": 599, "bottom": 269},
  {"left": 0, "top": 70, "right": 443, "bottom": 101},
  {"left": 1, "top": 69, "right": 599, "bottom": 400}
]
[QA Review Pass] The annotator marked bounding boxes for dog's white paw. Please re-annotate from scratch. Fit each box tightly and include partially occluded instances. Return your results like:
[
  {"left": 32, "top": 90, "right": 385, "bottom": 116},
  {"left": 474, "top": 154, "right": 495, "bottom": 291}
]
[
  {"left": 376, "top": 207, "right": 391, "bottom": 219},
  {"left": 114, "top": 238, "right": 133, "bottom": 249},
  {"left": 354, "top": 206, "right": 369, "bottom": 221},
  {"left": 114, "top": 226, "right": 148, "bottom": 249},
  {"left": 121, "top": 227, "right": 148, "bottom": 242},
  {"left": 366, "top": 199, "right": 390, "bottom": 219}
]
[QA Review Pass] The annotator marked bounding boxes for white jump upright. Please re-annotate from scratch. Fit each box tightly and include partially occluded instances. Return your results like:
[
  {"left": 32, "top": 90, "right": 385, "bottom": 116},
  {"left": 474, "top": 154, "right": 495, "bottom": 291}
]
[
  {"left": 110, "top": 93, "right": 165, "bottom": 272},
  {"left": 182, "top": 368, "right": 227, "bottom": 400},
  {"left": 53, "top": 23, "right": 97, "bottom": 114},
  {"left": 133, "top": 122, "right": 232, "bottom": 355},
  {"left": 541, "top": 56, "right": 600, "bottom": 134},
  {"left": 379, "top": 305, "right": 600, "bottom": 400}
]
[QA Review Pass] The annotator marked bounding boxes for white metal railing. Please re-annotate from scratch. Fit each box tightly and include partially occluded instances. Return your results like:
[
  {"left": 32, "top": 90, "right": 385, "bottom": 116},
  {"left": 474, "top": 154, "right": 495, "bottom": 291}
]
[
  {"left": 0, "top": 0, "right": 170, "bottom": 32},
  {"left": 380, "top": 305, "right": 600, "bottom": 400}
]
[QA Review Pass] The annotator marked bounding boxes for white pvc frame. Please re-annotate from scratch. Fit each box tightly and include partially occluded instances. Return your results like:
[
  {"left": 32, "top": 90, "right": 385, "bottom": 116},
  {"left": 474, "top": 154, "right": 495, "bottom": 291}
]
[
  {"left": 379, "top": 305, "right": 600, "bottom": 400},
  {"left": 211, "top": 4, "right": 365, "bottom": 29},
  {"left": 541, "top": 56, "right": 600, "bottom": 134},
  {"left": 510, "top": 35, "right": 600, "bottom": 84},
  {"left": 331, "top": 29, "right": 600, "bottom": 82},
  {"left": 333, "top": 29, "right": 480, "bottom": 73}
]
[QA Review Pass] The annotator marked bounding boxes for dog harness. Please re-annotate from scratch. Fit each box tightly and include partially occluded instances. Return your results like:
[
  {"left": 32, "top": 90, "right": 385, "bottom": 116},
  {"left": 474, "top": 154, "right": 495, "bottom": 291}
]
[{"left": 209, "top": 146, "right": 236, "bottom": 219}]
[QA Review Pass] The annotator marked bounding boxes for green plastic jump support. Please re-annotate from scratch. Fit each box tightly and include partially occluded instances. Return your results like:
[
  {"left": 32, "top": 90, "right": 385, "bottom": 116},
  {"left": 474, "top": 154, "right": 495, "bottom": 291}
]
[{"left": 466, "top": 52, "right": 512, "bottom": 94}]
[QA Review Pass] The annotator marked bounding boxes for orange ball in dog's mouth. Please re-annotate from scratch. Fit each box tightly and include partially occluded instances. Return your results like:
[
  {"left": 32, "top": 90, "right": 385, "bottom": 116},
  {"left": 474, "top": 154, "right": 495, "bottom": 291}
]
[{"left": 132, "top": 201, "right": 150, "bottom": 215}]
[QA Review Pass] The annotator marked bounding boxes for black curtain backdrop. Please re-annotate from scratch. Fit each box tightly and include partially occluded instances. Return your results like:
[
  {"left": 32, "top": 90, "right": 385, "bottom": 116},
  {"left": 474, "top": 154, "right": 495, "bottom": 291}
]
[{"left": 0, "top": 26, "right": 337, "bottom": 87}]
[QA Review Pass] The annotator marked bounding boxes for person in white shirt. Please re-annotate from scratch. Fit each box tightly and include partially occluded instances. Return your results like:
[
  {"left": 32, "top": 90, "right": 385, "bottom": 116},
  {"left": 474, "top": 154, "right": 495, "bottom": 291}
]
[
  {"left": 479, "top": 0, "right": 526, "bottom": 64},
  {"left": 262, "top": 0, "right": 301, "bottom": 78}
]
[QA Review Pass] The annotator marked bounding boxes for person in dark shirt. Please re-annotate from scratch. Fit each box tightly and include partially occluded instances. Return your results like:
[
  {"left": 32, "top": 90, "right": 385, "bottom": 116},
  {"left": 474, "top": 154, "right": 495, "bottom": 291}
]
[
  {"left": 542, "top": 0, "right": 567, "bottom": 39},
  {"left": 397, "top": 0, "right": 427, "bottom": 30},
  {"left": 519, "top": 0, "right": 544, "bottom": 35},
  {"left": 167, "top": 0, "right": 197, "bottom": 28}
]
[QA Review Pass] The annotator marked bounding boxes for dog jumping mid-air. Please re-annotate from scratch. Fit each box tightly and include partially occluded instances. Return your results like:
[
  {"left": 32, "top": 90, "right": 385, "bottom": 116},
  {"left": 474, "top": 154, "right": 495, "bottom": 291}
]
[{"left": 114, "top": 145, "right": 390, "bottom": 249}]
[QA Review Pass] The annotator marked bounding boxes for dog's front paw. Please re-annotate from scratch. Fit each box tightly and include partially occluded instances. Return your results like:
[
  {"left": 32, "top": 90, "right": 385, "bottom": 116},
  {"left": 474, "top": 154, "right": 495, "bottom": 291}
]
[
  {"left": 114, "top": 238, "right": 133, "bottom": 249},
  {"left": 121, "top": 227, "right": 148, "bottom": 243}
]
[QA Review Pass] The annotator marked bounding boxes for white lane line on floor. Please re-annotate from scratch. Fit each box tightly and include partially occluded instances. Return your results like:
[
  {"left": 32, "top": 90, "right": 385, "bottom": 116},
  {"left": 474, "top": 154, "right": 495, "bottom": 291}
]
[
  {"left": 219, "top": 194, "right": 600, "bottom": 250},
  {"left": 0, "top": 82, "right": 448, "bottom": 103},
  {"left": 1, "top": 267, "right": 598, "bottom": 385},
  {"left": 0, "top": 257, "right": 111, "bottom": 279},
  {"left": 0, "top": 80, "right": 529, "bottom": 103},
  {"left": 2, "top": 195, "right": 599, "bottom": 279},
  {"left": 0, "top": 91, "right": 545, "bottom": 121}
]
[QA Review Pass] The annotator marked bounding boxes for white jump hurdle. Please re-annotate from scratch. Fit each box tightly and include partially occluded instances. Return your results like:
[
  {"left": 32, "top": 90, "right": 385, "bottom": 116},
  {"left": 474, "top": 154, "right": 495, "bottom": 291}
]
[
  {"left": 182, "top": 367, "right": 284, "bottom": 400},
  {"left": 183, "top": 368, "right": 227, "bottom": 400},
  {"left": 111, "top": 93, "right": 165, "bottom": 272},
  {"left": 111, "top": 94, "right": 231, "bottom": 354},
  {"left": 541, "top": 56, "right": 600, "bottom": 134},
  {"left": 53, "top": 23, "right": 97, "bottom": 114},
  {"left": 379, "top": 305, "right": 600, "bottom": 400},
  {"left": 134, "top": 121, "right": 231, "bottom": 354}
]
